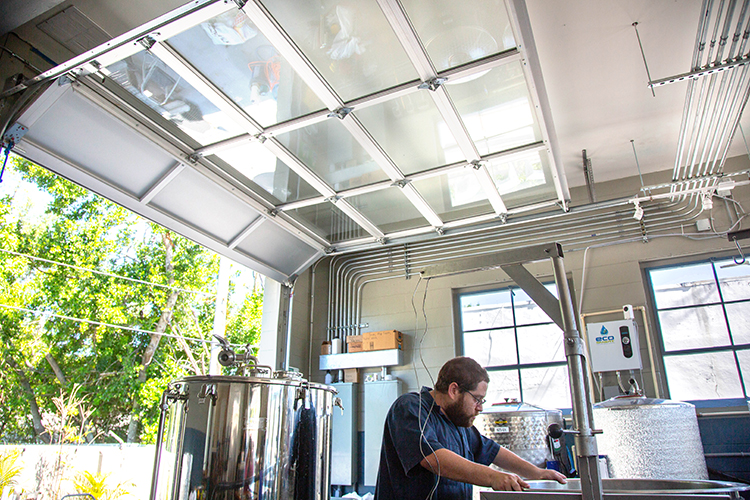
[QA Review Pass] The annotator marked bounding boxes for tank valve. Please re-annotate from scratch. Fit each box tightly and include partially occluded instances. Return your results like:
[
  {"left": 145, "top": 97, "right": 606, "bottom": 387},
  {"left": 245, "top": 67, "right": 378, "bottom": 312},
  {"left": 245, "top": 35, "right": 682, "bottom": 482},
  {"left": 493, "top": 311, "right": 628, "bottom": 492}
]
[
  {"left": 334, "top": 396, "right": 345, "bottom": 415},
  {"left": 548, "top": 422, "right": 603, "bottom": 439},
  {"left": 213, "top": 335, "right": 265, "bottom": 374}
]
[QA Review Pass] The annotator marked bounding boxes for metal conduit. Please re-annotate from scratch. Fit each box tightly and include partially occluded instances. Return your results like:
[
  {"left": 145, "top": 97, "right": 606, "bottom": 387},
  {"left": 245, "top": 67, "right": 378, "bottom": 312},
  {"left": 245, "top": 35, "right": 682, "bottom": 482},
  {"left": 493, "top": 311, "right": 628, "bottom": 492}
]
[
  {"left": 325, "top": 196, "right": 706, "bottom": 338},
  {"left": 327, "top": 193, "right": 704, "bottom": 339},
  {"left": 674, "top": 0, "right": 750, "bottom": 193},
  {"left": 328, "top": 198, "right": 702, "bottom": 337}
]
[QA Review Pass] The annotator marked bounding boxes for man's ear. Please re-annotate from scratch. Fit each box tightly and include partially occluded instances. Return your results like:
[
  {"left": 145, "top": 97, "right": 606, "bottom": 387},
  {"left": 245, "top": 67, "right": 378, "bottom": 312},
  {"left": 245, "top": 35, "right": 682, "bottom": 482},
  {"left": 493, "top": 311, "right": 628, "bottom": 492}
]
[{"left": 447, "top": 382, "right": 462, "bottom": 400}]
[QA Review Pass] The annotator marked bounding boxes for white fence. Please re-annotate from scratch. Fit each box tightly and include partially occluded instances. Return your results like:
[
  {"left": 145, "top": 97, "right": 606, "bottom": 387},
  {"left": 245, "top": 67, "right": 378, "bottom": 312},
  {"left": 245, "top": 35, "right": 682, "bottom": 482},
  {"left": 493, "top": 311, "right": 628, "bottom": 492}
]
[{"left": 0, "top": 444, "right": 155, "bottom": 500}]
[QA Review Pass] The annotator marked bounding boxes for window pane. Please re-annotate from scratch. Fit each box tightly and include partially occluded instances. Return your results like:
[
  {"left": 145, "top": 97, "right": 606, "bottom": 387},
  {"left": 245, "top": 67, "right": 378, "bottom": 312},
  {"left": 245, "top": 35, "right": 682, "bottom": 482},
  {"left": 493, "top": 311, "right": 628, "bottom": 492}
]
[
  {"left": 412, "top": 171, "right": 494, "bottom": 223},
  {"left": 650, "top": 262, "right": 719, "bottom": 308},
  {"left": 166, "top": 9, "right": 326, "bottom": 127},
  {"left": 513, "top": 284, "right": 557, "bottom": 325},
  {"left": 715, "top": 259, "right": 750, "bottom": 301},
  {"left": 736, "top": 348, "right": 750, "bottom": 391},
  {"left": 463, "top": 329, "right": 517, "bottom": 367},
  {"left": 400, "top": 0, "right": 515, "bottom": 73},
  {"left": 521, "top": 366, "right": 571, "bottom": 409},
  {"left": 658, "top": 305, "right": 730, "bottom": 351},
  {"left": 460, "top": 289, "right": 513, "bottom": 331},
  {"left": 665, "top": 352, "right": 744, "bottom": 400},
  {"left": 275, "top": 120, "right": 388, "bottom": 191},
  {"left": 725, "top": 302, "right": 750, "bottom": 345},
  {"left": 448, "top": 62, "right": 542, "bottom": 156},
  {"left": 354, "top": 92, "right": 457, "bottom": 176},
  {"left": 487, "top": 369, "right": 520, "bottom": 405},
  {"left": 261, "top": 0, "right": 418, "bottom": 102},
  {"left": 346, "top": 187, "right": 426, "bottom": 233},
  {"left": 517, "top": 324, "right": 565, "bottom": 364},
  {"left": 105, "top": 51, "right": 245, "bottom": 146},
  {"left": 289, "top": 202, "right": 368, "bottom": 243},
  {"left": 213, "top": 142, "right": 318, "bottom": 204}
]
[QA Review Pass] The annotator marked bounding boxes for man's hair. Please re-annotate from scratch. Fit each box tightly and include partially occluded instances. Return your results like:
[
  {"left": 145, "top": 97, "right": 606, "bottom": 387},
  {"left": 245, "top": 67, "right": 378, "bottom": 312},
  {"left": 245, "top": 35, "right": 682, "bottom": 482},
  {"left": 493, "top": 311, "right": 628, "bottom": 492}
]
[{"left": 434, "top": 357, "right": 489, "bottom": 393}]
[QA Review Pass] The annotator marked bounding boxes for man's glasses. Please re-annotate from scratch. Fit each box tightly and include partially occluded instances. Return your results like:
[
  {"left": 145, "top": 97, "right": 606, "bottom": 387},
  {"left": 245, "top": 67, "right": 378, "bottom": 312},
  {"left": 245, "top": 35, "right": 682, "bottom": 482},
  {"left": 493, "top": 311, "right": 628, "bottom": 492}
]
[{"left": 464, "top": 390, "right": 486, "bottom": 407}]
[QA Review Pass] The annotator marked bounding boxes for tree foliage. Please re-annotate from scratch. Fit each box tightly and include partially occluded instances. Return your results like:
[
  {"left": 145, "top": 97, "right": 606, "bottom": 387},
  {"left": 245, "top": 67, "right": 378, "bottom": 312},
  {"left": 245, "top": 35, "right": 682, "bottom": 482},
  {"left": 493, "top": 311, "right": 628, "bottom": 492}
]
[{"left": 0, "top": 156, "right": 262, "bottom": 444}]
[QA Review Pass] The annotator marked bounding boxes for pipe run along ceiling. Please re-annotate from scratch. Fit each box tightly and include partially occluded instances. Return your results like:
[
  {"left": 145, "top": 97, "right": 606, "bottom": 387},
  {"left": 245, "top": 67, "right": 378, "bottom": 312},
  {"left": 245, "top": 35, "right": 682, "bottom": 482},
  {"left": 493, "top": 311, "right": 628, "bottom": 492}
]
[{"left": 8, "top": 0, "right": 569, "bottom": 284}]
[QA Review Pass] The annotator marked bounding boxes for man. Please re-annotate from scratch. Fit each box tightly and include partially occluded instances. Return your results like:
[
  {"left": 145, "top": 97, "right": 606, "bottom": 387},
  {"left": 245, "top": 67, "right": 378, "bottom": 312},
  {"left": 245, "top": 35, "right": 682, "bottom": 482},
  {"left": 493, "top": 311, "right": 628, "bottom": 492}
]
[{"left": 375, "top": 356, "right": 567, "bottom": 499}]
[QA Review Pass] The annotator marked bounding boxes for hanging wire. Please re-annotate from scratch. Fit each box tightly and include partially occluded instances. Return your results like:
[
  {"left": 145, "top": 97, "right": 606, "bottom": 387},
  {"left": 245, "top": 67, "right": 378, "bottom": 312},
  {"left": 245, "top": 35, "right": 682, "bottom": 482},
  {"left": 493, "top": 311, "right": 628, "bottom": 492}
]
[
  {"left": 0, "top": 248, "right": 214, "bottom": 296},
  {"left": 0, "top": 303, "right": 250, "bottom": 347},
  {"left": 0, "top": 140, "right": 12, "bottom": 183}
]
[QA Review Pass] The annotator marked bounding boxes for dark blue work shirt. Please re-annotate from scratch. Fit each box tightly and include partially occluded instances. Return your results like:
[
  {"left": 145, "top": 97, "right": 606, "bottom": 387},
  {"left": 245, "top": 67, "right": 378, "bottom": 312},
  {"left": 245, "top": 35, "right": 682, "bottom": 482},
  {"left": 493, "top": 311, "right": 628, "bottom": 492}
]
[{"left": 375, "top": 387, "right": 500, "bottom": 500}]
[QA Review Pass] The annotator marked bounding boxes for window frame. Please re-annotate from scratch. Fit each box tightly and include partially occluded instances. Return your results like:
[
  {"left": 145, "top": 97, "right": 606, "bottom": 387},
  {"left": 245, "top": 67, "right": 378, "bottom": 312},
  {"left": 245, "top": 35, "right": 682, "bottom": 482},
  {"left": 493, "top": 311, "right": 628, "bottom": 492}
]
[
  {"left": 642, "top": 251, "right": 750, "bottom": 408},
  {"left": 452, "top": 275, "right": 577, "bottom": 409}
]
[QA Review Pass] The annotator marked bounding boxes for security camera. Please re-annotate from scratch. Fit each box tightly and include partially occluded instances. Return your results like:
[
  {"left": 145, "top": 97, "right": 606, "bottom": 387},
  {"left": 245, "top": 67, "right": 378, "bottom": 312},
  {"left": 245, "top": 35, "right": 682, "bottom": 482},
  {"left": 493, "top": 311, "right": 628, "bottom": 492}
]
[{"left": 623, "top": 304, "right": 635, "bottom": 320}]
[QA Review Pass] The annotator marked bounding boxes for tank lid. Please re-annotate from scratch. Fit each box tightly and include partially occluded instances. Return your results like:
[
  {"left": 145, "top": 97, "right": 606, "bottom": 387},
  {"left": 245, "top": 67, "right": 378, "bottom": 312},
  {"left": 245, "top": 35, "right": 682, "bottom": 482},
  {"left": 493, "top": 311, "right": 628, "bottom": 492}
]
[
  {"left": 481, "top": 401, "right": 551, "bottom": 414},
  {"left": 593, "top": 394, "right": 695, "bottom": 409}
]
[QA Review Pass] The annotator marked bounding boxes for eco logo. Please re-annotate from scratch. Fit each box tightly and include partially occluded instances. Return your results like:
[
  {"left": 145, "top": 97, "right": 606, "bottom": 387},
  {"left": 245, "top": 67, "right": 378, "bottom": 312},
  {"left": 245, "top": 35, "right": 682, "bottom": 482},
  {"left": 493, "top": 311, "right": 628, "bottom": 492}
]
[{"left": 596, "top": 325, "right": 615, "bottom": 343}]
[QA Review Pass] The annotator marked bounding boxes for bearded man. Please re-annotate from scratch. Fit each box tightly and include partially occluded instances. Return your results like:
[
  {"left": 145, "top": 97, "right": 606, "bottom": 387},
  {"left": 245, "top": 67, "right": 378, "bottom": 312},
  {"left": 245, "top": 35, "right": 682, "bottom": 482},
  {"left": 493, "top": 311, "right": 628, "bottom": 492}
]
[{"left": 374, "top": 356, "right": 566, "bottom": 500}]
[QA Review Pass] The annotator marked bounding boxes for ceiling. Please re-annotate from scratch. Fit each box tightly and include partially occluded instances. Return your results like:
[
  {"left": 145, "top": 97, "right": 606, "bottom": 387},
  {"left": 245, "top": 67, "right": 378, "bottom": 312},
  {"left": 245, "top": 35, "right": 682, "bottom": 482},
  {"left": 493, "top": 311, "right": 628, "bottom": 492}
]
[{"left": 2, "top": 0, "right": 749, "bottom": 283}]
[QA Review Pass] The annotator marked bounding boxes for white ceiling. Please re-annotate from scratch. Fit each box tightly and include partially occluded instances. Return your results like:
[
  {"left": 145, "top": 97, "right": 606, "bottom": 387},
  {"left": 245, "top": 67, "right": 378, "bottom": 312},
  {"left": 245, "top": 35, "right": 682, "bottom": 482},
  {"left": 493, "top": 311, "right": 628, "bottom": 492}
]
[
  {"left": 528, "top": 0, "right": 750, "bottom": 186},
  {"left": 3, "top": 0, "right": 750, "bottom": 282}
]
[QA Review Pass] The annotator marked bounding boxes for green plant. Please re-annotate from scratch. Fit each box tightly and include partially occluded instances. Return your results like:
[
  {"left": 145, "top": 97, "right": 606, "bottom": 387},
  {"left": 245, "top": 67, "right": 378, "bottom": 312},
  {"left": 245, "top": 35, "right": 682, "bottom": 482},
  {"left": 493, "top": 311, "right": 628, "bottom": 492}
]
[
  {"left": 0, "top": 448, "right": 23, "bottom": 493},
  {"left": 73, "top": 470, "right": 133, "bottom": 500}
]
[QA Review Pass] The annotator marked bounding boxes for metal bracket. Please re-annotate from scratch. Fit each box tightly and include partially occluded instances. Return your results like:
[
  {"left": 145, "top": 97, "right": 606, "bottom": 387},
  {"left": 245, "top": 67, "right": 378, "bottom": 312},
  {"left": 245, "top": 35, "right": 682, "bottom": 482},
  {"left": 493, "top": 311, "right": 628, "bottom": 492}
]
[
  {"left": 197, "top": 383, "right": 217, "bottom": 405},
  {"left": 324, "top": 246, "right": 337, "bottom": 254},
  {"left": 232, "top": 0, "right": 247, "bottom": 8},
  {"left": 564, "top": 336, "right": 587, "bottom": 357},
  {"left": 470, "top": 159, "right": 484, "bottom": 170},
  {"left": 328, "top": 107, "right": 354, "bottom": 119},
  {"left": 186, "top": 153, "right": 201, "bottom": 164},
  {"left": 435, "top": 227, "right": 445, "bottom": 236},
  {"left": 418, "top": 77, "right": 447, "bottom": 91},
  {"left": 325, "top": 195, "right": 341, "bottom": 203},
  {"left": 138, "top": 35, "right": 157, "bottom": 50},
  {"left": 268, "top": 208, "right": 279, "bottom": 217},
  {"left": 391, "top": 179, "right": 410, "bottom": 188},
  {"left": 255, "top": 133, "right": 267, "bottom": 143},
  {"left": 498, "top": 213, "right": 508, "bottom": 224},
  {"left": 377, "top": 237, "right": 388, "bottom": 245},
  {"left": 3, "top": 123, "right": 28, "bottom": 147},
  {"left": 556, "top": 199, "right": 570, "bottom": 213}
]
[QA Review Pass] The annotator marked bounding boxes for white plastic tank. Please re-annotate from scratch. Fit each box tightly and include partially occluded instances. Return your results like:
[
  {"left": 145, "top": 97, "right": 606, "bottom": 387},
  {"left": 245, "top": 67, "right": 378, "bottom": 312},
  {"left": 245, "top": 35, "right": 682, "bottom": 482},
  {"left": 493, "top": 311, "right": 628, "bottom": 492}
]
[{"left": 593, "top": 395, "right": 708, "bottom": 480}]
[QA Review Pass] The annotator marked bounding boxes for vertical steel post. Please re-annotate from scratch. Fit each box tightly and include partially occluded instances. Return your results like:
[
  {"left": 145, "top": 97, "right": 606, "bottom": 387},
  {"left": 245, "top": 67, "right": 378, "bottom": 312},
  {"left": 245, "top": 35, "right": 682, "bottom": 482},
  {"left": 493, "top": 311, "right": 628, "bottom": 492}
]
[{"left": 551, "top": 255, "right": 603, "bottom": 500}]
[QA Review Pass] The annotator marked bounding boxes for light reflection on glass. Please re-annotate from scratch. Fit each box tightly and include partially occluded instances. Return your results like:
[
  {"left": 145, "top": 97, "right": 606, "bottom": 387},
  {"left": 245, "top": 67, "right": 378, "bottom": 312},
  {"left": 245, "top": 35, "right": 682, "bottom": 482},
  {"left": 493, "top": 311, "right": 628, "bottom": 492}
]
[
  {"left": 167, "top": 9, "right": 327, "bottom": 128},
  {"left": 104, "top": 51, "right": 244, "bottom": 146},
  {"left": 214, "top": 142, "right": 319, "bottom": 204}
]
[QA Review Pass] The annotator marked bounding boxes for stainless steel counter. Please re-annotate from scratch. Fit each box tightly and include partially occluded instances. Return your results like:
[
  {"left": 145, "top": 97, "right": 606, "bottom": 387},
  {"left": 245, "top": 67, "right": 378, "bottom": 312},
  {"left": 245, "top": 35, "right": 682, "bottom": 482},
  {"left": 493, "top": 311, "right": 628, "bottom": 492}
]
[{"left": 478, "top": 479, "right": 749, "bottom": 500}]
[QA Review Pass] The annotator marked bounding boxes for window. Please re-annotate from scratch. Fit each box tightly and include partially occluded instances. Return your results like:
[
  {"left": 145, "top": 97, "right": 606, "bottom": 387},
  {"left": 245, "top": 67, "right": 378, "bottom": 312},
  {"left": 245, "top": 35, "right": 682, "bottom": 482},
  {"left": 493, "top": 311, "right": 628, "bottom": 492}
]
[
  {"left": 458, "top": 283, "right": 571, "bottom": 409},
  {"left": 647, "top": 258, "right": 750, "bottom": 403}
]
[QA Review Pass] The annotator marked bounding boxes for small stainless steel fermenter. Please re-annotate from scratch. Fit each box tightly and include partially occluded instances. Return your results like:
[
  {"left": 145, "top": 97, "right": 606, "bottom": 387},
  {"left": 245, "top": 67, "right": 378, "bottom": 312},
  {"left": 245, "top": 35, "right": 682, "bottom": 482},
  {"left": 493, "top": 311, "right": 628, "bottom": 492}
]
[{"left": 149, "top": 369, "right": 337, "bottom": 500}]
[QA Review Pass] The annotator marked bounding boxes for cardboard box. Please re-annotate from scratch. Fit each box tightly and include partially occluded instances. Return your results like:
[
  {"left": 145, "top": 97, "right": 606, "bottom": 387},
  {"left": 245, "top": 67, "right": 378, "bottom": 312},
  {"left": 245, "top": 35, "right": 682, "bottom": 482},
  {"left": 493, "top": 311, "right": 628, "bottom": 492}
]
[
  {"left": 344, "top": 368, "right": 360, "bottom": 383},
  {"left": 346, "top": 335, "right": 364, "bottom": 353},
  {"left": 363, "top": 330, "right": 402, "bottom": 351}
]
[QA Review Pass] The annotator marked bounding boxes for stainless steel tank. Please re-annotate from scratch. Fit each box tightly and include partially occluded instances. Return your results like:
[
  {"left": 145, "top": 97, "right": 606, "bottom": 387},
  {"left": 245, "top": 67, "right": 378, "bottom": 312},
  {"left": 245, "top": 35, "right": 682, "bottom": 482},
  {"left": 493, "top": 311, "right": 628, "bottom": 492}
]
[
  {"left": 593, "top": 395, "right": 708, "bottom": 480},
  {"left": 149, "top": 370, "right": 337, "bottom": 500},
  {"left": 474, "top": 402, "right": 563, "bottom": 468}
]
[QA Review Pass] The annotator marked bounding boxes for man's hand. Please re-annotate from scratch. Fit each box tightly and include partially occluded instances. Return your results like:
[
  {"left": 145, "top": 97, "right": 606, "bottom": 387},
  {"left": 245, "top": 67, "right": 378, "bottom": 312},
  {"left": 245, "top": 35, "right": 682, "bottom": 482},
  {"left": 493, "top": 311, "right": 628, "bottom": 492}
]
[
  {"left": 490, "top": 471, "right": 529, "bottom": 491},
  {"left": 533, "top": 468, "right": 567, "bottom": 484}
]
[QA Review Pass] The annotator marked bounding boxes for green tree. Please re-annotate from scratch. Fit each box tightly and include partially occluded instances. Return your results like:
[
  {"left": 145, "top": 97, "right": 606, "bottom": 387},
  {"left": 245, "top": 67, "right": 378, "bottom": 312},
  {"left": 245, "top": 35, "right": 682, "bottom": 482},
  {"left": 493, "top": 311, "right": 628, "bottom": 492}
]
[{"left": 0, "top": 156, "right": 262, "bottom": 444}]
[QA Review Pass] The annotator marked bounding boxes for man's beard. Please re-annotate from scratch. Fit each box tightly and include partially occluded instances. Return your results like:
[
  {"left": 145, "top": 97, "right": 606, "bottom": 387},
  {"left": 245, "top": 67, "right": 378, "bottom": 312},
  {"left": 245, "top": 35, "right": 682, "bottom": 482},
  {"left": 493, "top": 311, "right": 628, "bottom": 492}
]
[{"left": 442, "top": 399, "right": 475, "bottom": 427}]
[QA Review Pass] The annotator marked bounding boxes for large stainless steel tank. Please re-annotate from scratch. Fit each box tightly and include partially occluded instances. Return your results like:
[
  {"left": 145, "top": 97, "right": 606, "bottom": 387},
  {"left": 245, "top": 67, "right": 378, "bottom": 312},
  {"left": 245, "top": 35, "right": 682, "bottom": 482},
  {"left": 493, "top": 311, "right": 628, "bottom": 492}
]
[
  {"left": 150, "top": 371, "right": 337, "bottom": 500},
  {"left": 593, "top": 395, "right": 708, "bottom": 480},
  {"left": 474, "top": 402, "right": 563, "bottom": 468}
]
